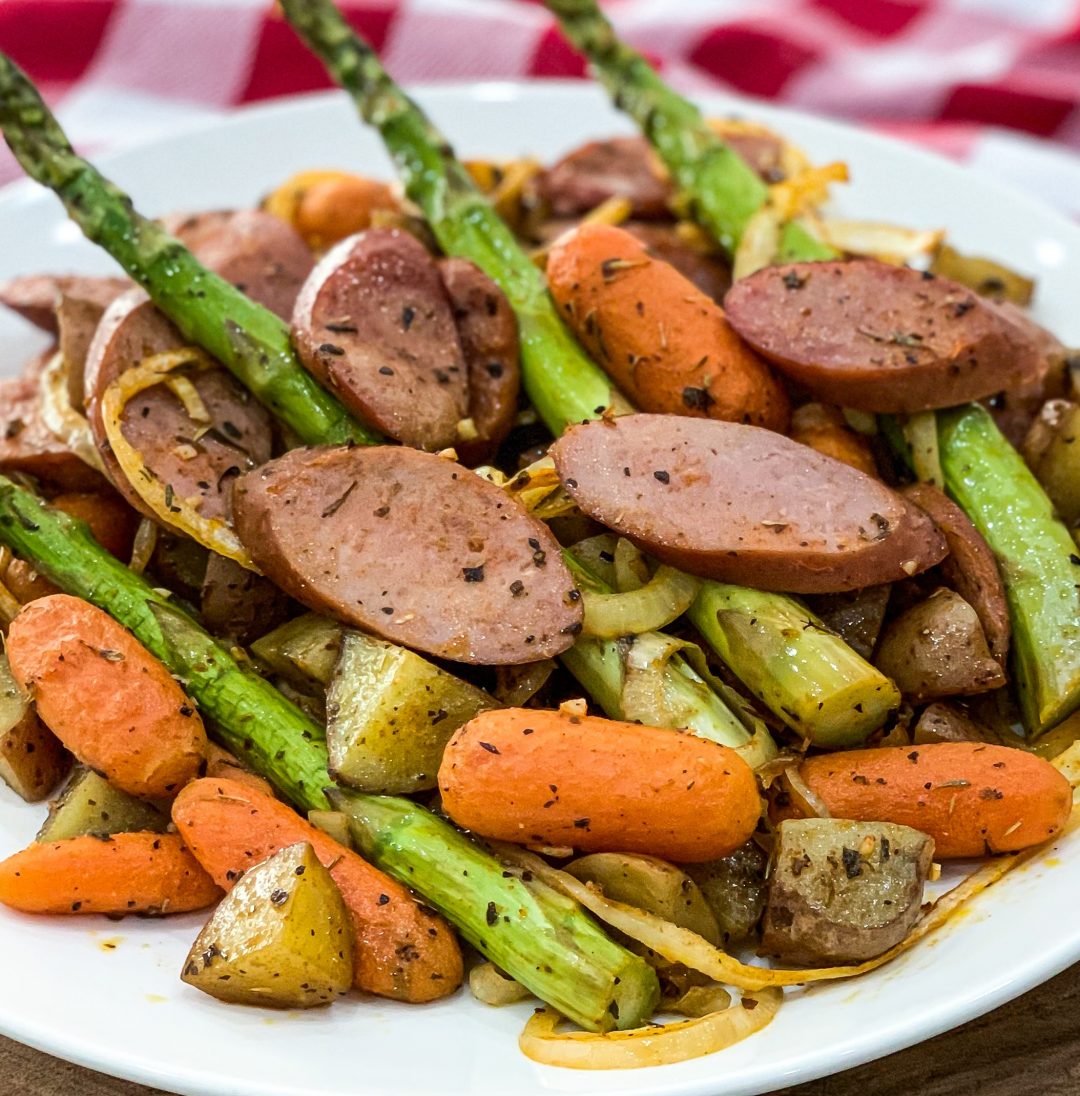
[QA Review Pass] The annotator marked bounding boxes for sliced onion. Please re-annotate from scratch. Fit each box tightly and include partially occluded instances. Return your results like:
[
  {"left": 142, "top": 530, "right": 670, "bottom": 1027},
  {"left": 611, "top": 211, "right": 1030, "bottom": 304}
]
[
  {"left": 469, "top": 962, "right": 534, "bottom": 1007},
  {"left": 814, "top": 219, "right": 944, "bottom": 265},
  {"left": 782, "top": 766, "right": 832, "bottom": 818},
  {"left": 38, "top": 351, "right": 106, "bottom": 475},
  {"left": 100, "top": 348, "right": 260, "bottom": 572},
  {"left": 128, "top": 517, "right": 159, "bottom": 576},
  {"left": 581, "top": 565, "right": 699, "bottom": 638},
  {"left": 732, "top": 203, "right": 782, "bottom": 281},
  {"left": 569, "top": 534, "right": 618, "bottom": 588},
  {"left": 665, "top": 982, "right": 732, "bottom": 1018},
  {"left": 519, "top": 987, "right": 780, "bottom": 1069},
  {"left": 483, "top": 456, "right": 578, "bottom": 520},
  {"left": 613, "top": 537, "right": 649, "bottom": 592},
  {"left": 903, "top": 410, "right": 944, "bottom": 487}
]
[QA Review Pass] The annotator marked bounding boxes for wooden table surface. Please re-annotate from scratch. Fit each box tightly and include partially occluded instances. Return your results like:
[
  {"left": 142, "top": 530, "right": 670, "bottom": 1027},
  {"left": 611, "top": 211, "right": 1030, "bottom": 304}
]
[{"left": 3, "top": 961, "right": 1077, "bottom": 1096}]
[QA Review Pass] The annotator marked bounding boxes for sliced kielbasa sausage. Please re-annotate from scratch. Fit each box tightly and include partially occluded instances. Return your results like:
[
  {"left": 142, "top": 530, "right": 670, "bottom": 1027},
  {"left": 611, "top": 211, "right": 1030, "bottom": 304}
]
[
  {"left": 550, "top": 414, "right": 948, "bottom": 593},
  {"left": 163, "top": 209, "right": 313, "bottom": 321},
  {"left": 232, "top": 445, "right": 583, "bottom": 664},
  {"left": 291, "top": 228, "right": 469, "bottom": 451},
  {"left": 723, "top": 260, "right": 1046, "bottom": 413},
  {"left": 0, "top": 274, "right": 128, "bottom": 333},
  {"left": 437, "top": 257, "right": 521, "bottom": 465},
  {"left": 901, "top": 482, "right": 1010, "bottom": 664},
  {"left": 84, "top": 289, "right": 272, "bottom": 526},
  {"left": 538, "top": 137, "right": 672, "bottom": 220}
]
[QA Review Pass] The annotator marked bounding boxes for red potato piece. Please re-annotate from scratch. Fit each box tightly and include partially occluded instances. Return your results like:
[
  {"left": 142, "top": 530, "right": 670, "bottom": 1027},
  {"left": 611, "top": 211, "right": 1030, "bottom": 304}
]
[
  {"left": 0, "top": 374, "right": 108, "bottom": 492},
  {"left": 84, "top": 288, "right": 273, "bottom": 525},
  {"left": 163, "top": 209, "right": 313, "bottom": 322},
  {"left": 0, "top": 274, "right": 128, "bottom": 333},
  {"left": 232, "top": 445, "right": 583, "bottom": 664},
  {"left": 292, "top": 228, "right": 469, "bottom": 451},
  {"left": 723, "top": 260, "right": 1046, "bottom": 413},
  {"left": 538, "top": 137, "right": 672, "bottom": 219},
  {"left": 7, "top": 595, "right": 207, "bottom": 799},
  {"left": 550, "top": 414, "right": 947, "bottom": 593},
  {"left": 437, "top": 257, "right": 521, "bottom": 465},
  {"left": 901, "top": 482, "right": 1011, "bottom": 664}
]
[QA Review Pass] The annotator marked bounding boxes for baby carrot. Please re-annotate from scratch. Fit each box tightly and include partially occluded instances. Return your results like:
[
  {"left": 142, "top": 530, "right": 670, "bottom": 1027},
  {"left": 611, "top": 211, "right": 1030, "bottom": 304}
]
[
  {"left": 171, "top": 777, "right": 464, "bottom": 1003},
  {"left": 545, "top": 222, "right": 789, "bottom": 431},
  {"left": 0, "top": 832, "right": 220, "bottom": 915},
  {"left": 774, "top": 742, "right": 1071, "bottom": 858},
  {"left": 7, "top": 594, "right": 206, "bottom": 799},
  {"left": 789, "top": 403, "right": 878, "bottom": 477},
  {"left": 438, "top": 707, "right": 760, "bottom": 862}
]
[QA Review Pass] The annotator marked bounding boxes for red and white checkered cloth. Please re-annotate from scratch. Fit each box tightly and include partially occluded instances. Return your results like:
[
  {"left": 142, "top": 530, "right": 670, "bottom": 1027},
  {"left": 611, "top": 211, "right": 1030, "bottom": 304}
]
[{"left": 4, "top": 0, "right": 1080, "bottom": 216}]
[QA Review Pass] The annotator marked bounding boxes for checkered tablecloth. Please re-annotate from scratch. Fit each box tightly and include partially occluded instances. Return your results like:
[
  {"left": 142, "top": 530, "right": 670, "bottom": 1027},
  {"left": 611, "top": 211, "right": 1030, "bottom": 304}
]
[{"left": 3, "top": 0, "right": 1080, "bottom": 216}]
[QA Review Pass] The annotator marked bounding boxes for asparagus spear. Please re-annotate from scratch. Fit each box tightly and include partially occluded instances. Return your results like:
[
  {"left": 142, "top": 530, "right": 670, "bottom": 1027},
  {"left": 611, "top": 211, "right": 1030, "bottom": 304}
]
[
  {"left": 688, "top": 583, "right": 900, "bottom": 748},
  {"left": 329, "top": 789, "right": 659, "bottom": 1031},
  {"left": 0, "top": 52, "right": 377, "bottom": 447},
  {"left": 278, "top": 0, "right": 897, "bottom": 747},
  {"left": 542, "top": 0, "right": 836, "bottom": 261},
  {"left": 0, "top": 476, "right": 331, "bottom": 807},
  {"left": 937, "top": 405, "right": 1080, "bottom": 734}
]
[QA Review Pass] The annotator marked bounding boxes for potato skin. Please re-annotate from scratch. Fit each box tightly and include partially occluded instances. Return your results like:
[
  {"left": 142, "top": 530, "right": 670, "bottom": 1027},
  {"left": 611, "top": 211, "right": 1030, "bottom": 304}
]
[
  {"left": 7, "top": 594, "right": 206, "bottom": 799},
  {"left": 761, "top": 818, "right": 933, "bottom": 965}
]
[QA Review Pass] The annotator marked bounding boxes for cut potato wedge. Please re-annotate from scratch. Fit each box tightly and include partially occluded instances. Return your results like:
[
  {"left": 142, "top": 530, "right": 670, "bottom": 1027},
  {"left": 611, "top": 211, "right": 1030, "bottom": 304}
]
[
  {"left": 326, "top": 630, "right": 496, "bottom": 794},
  {"left": 37, "top": 766, "right": 168, "bottom": 842},
  {"left": 250, "top": 613, "right": 343, "bottom": 687},
  {"left": 181, "top": 841, "right": 353, "bottom": 1009},
  {"left": 0, "top": 652, "right": 68, "bottom": 802}
]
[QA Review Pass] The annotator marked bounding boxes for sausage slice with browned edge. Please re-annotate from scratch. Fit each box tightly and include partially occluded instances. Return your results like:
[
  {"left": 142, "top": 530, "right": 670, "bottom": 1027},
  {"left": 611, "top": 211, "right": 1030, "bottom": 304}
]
[
  {"left": 162, "top": 210, "right": 312, "bottom": 321},
  {"left": 84, "top": 289, "right": 273, "bottom": 526},
  {"left": 537, "top": 137, "right": 672, "bottom": 219},
  {"left": 292, "top": 228, "right": 469, "bottom": 451},
  {"left": 723, "top": 260, "right": 1045, "bottom": 413},
  {"left": 438, "top": 257, "right": 521, "bottom": 465},
  {"left": 232, "top": 446, "right": 583, "bottom": 664},
  {"left": 0, "top": 274, "right": 128, "bottom": 333},
  {"left": 550, "top": 414, "right": 947, "bottom": 593}
]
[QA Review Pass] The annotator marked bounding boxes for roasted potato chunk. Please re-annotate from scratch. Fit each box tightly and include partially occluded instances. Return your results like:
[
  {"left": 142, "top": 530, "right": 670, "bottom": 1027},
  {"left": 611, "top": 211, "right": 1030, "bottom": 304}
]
[
  {"left": 326, "top": 630, "right": 496, "bottom": 794},
  {"left": 0, "top": 651, "right": 68, "bottom": 802},
  {"left": 566, "top": 852, "right": 721, "bottom": 944},
  {"left": 37, "top": 766, "right": 168, "bottom": 842},
  {"left": 875, "top": 588, "right": 1006, "bottom": 701},
  {"left": 806, "top": 584, "right": 890, "bottom": 661},
  {"left": 761, "top": 818, "right": 933, "bottom": 966},
  {"left": 1022, "top": 398, "right": 1080, "bottom": 528},
  {"left": 682, "top": 841, "right": 768, "bottom": 945},
  {"left": 181, "top": 842, "right": 353, "bottom": 1009},
  {"left": 250, "top": 613, "right": 343, "bottom": 687}
]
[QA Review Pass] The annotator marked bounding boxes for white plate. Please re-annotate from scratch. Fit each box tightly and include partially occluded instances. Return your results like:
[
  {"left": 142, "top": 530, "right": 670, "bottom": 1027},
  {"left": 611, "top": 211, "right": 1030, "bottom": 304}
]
[{"left": 1, "top": 82, "right": 1079, "bottom": 1096}]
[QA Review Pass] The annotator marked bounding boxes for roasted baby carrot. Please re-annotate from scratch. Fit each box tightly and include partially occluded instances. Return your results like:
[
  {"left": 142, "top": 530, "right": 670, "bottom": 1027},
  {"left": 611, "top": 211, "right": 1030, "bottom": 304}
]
[
  {"left": 0, "top": 832, "right": 220, "bottom": 915},
  {"left": 171, "top": 777, "right": 464, "bottom": 1003},
  {"left": 438, "top": 707, "right": 760, "bottom": 862},
  {"left": 7, "top": 594, "right": 206, "bottom": 798},
  {"left": 774, "top": 742, "right": 1071, "bottom": 858},
  {"left": 545, "top": 222, "right": 789, "bottom": 430},
  {"left": 789, "top": 403, "right": 878, "bottom": 478}
]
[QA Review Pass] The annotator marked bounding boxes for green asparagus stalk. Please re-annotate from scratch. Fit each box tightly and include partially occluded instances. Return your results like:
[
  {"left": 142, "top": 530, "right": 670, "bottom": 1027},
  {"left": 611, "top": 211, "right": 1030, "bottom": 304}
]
[
  {"left": 688, "top": 584, "right": 900, "bottom": 748},
  {"left": 0, "top": 476, "right": 331, "bottom": 807},
  {"left": 0, "top": 52, "right": 377, "bottom": 447},
  {"left": 329, "top": 789, "right": 659, "bottom": 1031},
  {"left": 279, "top": 0, "right": 897, "bottom": 747},
  {"left": 542, "top": 0, "right": 836, "bottom": 261},
  {"left": 937, "top": 405, "right": 1080, "bottom": 734}
]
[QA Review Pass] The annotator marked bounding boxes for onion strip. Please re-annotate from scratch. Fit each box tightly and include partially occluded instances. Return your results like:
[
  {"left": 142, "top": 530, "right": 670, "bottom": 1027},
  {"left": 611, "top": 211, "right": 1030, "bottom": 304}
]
[
  {"left": 903, "top": 411, "right": 945, "bottom": 487},
  {"left": 99, "top": 348, "right": 260, "bottom": 572},
  {"left": 38, "top": 352, "right": 107, "bottom": 475},
  {"left": 128, "top": 517, "right": 159, "bottom": 576},
  {"left": 581, "top": 565, "right": 699, "bottom": 638},
  {"left": 469, "top": 962, "right": 534, "bottom": 1007},
  {"left": 519, "top": 988, "right": 780, "bottom": 1069}
]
